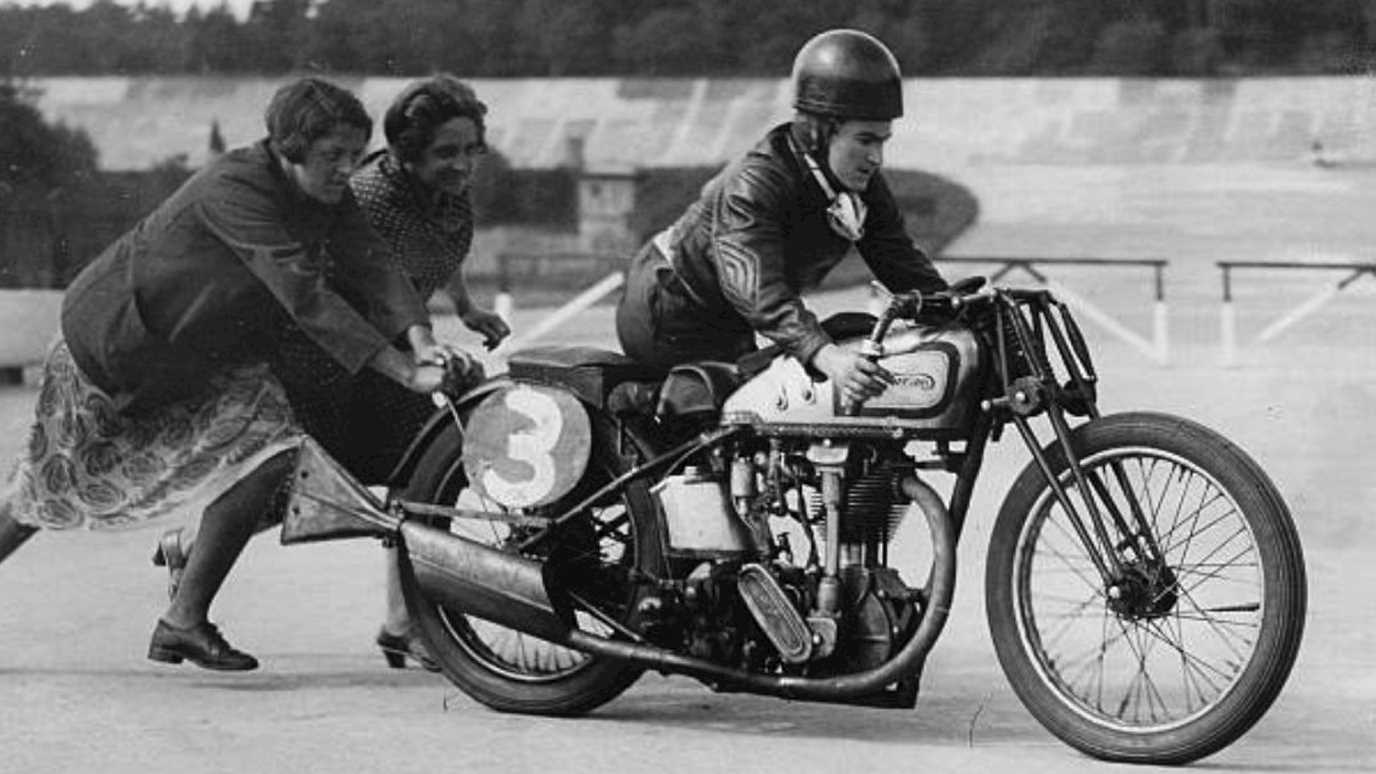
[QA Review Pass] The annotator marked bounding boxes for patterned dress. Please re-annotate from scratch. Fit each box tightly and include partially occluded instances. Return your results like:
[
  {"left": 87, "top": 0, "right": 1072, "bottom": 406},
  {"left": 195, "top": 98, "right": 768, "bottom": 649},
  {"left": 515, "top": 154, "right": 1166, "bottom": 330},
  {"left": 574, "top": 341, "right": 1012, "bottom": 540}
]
[
  {"left": 1, "top": 141, "right": 427, "bottom": 531},
  {"left": 3, "top": 341, "right": 300, "bottom": 530},
  {"left": 350, "top": 150, "right": 474, "bottom": 302},
  {"left": 270, "top": 151, "right": 475, "bottom": 485}
]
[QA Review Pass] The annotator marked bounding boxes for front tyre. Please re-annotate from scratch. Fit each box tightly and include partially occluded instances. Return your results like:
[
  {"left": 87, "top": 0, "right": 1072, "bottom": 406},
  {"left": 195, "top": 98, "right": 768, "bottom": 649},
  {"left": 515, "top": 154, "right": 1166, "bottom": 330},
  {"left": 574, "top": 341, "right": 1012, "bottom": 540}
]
[
  {"left": 399, "top": 412, "right": 663, "bottom": 716},
  {"left": 986, "top": 412, "right": 1306, "bottom": 764}
]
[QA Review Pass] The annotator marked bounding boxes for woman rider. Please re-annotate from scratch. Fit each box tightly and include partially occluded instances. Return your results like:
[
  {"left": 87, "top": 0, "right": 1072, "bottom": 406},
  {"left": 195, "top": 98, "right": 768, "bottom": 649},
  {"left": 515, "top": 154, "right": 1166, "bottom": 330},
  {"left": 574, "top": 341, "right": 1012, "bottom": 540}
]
[
  {"left": 0, "top": 77, "right": 460, "bottom": 671},
  {"left": 616, "top": 29, "right": 947, "bottom": 404}
]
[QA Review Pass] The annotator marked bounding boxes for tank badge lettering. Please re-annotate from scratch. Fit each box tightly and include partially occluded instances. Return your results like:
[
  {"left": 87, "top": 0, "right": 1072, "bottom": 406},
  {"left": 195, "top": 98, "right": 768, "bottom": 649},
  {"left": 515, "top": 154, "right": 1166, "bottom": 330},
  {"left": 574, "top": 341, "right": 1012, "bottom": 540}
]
[
  {"left": 868, "top": 352, "right": 950, "bottom": 410},
  {"left": 892, "top": 372, "right": 937, "bottom": 391}
]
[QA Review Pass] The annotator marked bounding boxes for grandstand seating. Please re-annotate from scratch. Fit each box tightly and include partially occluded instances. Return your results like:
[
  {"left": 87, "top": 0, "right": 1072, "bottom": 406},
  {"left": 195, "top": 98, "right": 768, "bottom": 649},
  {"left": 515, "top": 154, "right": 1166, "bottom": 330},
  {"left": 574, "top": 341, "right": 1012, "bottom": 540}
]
[{"left": 25, "top": 76, "right": 1376, "bottom": 172}]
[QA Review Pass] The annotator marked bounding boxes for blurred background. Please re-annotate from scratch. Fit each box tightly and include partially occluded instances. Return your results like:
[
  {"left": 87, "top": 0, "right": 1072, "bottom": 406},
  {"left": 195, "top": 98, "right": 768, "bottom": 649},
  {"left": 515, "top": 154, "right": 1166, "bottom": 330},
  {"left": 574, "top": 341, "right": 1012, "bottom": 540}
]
[{"left": 3, "top": 0, "right": 1375, "bottom": 289}]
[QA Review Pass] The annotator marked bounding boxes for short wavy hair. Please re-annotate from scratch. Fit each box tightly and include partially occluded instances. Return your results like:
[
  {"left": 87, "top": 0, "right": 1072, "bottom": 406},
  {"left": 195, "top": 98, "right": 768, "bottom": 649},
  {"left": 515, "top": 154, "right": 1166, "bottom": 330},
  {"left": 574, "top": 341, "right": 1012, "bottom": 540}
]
[
  {"left": 383, "top": 75, "right": 488, "bottom": 164},
  {"left": 265, "top": 77, "right": 372, "bottom": 164}
]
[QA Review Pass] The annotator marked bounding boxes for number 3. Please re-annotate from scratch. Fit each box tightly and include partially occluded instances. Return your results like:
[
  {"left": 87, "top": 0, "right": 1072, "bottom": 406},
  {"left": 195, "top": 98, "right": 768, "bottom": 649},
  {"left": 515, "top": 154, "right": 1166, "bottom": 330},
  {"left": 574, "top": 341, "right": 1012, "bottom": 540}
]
[{"left": 480, "top": 386, "right": 563, "bottom": 508}]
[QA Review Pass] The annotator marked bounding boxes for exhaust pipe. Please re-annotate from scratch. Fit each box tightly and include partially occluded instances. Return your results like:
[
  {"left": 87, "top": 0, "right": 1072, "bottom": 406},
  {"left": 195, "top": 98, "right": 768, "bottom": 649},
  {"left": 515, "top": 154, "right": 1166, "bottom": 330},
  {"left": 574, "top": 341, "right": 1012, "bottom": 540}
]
[
  {"left": 565, "top": 474, "right": 958, "bottom": 702},
  {"left": 280, "top": 439, "right": 574, "bottom": 642},
  {"left": 399, "top": 474, "right": 958, "bottom": 705},
  {"left": 401, "top": 521, "right": 573, "bottom": 643},
  {"left": 282, "top": 439, "right": 960, "bottom": 703}
]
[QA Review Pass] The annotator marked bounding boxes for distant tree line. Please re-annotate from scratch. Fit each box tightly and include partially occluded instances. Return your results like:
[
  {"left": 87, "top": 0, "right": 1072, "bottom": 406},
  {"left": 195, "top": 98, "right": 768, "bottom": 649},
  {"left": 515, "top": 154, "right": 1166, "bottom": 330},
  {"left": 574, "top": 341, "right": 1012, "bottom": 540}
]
[{"left": 2, "top": 0, "right": 1375, "bottom": 78}]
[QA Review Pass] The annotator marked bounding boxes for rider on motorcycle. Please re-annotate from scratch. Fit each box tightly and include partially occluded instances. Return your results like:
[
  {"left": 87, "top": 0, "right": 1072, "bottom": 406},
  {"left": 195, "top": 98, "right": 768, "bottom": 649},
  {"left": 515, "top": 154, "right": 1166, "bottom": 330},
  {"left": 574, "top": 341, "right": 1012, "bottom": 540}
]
[{"left": 615, "top": 28, "right": 948, "bottom": 407}]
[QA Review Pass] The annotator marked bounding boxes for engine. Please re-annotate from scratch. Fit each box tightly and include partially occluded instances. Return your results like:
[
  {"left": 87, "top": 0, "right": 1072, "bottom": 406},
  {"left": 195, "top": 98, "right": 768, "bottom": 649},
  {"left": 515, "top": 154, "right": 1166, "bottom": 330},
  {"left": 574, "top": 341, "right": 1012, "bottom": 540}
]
[{"left": 646, "top": 439, "right": 927, "bottom": 677}]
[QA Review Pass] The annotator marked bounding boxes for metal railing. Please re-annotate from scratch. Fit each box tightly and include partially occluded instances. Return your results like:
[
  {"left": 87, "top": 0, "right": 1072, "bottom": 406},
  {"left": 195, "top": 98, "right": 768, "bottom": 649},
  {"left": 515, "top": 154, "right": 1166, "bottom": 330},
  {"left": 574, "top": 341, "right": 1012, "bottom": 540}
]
[
  {"left": 936, "top": 256, "right": 1171, "bottom": 364},
  {"left": 1218, "top": 260, "right": 1376, "bottom": 367},
  {"left": 490, "top": 252, "right": 627, "bottom": 357},
  {"left": 490, "top": 251, "right": 1173, "bottom": 366}
]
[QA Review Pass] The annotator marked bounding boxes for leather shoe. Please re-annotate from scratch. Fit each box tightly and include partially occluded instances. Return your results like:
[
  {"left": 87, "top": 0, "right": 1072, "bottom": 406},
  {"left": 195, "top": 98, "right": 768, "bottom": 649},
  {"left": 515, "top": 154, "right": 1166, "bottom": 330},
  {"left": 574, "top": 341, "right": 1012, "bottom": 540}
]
[
  {"left": 148, "top": 619, "right": 258, "bottom": 671},
  {"left": 376, "top": 626, "right": 440, "bottom": 672}
]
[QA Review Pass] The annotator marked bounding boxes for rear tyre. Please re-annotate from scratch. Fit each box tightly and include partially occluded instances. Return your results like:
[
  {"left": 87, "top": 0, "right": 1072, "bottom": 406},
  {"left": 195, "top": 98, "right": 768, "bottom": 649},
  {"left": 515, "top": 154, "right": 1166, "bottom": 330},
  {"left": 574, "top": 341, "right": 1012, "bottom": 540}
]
[
  {"left": 399, "top": 411, "right": 663, "bottom": 716},
  {"left": 985, "top": 412, "right": 1306, "bottom": 764}
]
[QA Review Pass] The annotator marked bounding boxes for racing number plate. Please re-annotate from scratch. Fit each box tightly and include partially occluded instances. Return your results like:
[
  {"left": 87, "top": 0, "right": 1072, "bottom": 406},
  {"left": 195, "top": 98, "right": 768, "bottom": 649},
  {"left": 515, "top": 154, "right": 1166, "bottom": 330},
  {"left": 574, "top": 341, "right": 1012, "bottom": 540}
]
[{"left": 461, "top": 383, "right": 592, "bottom": 509}]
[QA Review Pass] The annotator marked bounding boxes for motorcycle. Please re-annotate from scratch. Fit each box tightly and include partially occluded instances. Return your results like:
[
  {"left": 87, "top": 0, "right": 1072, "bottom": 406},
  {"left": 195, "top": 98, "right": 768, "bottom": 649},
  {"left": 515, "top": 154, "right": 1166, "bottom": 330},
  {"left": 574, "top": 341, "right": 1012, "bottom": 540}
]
[{"left": 283, "top": 279, "right": 1306, "bottom": 765}]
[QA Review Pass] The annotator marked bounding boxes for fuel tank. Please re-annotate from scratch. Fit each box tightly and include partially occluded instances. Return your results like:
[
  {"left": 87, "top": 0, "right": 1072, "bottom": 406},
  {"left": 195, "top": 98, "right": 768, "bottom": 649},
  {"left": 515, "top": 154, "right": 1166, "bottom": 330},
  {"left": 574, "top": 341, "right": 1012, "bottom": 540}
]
[{"left": 720, "top": 321, "right": 983, "bottom": 439}]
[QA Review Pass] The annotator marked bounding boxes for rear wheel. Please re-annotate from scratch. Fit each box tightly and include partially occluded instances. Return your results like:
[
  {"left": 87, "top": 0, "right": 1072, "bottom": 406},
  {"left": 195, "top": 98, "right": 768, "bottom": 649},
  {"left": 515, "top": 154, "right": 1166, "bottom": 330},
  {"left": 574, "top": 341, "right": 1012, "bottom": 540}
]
[
  {"left": 986, "top": 412, "right": 1306, "bottom": 764},
  {"left": 399, "top": 412, "right": 663, "bottom": 716}
]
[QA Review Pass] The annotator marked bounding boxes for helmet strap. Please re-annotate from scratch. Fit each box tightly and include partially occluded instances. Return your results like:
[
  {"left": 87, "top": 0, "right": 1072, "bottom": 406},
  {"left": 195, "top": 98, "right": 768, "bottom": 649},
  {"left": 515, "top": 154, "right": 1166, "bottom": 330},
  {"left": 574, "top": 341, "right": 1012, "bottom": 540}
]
[{"left": 795, "top": 139, "right": 867, "bottom": 243}]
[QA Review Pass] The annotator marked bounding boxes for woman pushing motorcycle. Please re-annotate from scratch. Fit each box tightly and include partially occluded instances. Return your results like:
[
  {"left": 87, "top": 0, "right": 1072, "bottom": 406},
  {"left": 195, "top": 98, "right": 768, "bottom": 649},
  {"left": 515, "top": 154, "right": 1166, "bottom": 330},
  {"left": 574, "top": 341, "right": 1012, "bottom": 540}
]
[
  {"left": 0, "top": 76, "right": 466, "bottom": 671},
  {"left": 149, "top": 74, "right": 505, "bottom": 672},
  {"left": 615, "top": 28, "right": 948, "bottom": 400}
]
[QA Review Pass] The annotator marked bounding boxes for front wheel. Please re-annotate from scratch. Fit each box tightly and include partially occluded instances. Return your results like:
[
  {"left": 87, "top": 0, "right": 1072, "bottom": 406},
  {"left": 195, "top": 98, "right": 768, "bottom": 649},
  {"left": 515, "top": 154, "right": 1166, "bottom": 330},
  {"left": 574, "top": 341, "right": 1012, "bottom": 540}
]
[{"left": 986, "top": 412, "right": 1306, "bottom": 764}]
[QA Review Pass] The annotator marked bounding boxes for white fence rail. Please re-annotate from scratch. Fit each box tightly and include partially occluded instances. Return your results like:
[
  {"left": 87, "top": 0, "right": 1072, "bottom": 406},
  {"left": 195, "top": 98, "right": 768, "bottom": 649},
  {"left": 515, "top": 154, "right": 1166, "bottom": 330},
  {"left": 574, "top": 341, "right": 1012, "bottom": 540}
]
[
  {"left": 1218, "top": 260, "right": 1376, "bottom": 367},
  {"left": 938, "top": 256, "right": 1171, "bottom": 365}
]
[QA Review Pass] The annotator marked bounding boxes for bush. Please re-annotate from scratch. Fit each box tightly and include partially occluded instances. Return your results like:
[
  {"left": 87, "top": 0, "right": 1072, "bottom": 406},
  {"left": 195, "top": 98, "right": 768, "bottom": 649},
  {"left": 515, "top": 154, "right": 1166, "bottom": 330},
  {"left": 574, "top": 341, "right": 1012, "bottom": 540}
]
[
  {"left": 471, "top": 147, "right": 577, "bottom": 229},
  {"left": 1170, "top": 28, "right": 1225, "bottom": 76},
  {"left": 0, "top": 81, "right": 100, "bottom": 287},
  {"left": 1090, "top": 20, "right": 1169, "bottom": 75}
]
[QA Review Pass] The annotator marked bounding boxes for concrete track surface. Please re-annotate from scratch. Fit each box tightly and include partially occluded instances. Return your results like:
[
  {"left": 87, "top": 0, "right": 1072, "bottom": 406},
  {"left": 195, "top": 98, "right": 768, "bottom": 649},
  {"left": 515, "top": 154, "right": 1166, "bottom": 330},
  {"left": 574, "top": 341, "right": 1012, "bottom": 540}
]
[{"left": 2, "top": 278, "right": 1374, "bottom": 774}]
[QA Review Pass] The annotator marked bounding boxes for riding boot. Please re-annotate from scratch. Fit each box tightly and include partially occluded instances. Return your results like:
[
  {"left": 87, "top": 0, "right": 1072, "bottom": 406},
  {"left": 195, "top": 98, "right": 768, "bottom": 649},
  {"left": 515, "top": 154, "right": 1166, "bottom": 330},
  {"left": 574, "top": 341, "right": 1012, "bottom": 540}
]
[{"left": 0, "top": 512, "right": 38, "bottom": 566}]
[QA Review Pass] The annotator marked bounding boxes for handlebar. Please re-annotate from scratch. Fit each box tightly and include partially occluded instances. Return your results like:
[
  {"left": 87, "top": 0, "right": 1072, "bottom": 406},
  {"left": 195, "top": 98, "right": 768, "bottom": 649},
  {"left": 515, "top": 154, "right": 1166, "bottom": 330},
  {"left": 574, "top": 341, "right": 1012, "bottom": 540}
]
[
  {"left": 425, "top": 349, "right": 486, "bottom": 400},
  {"left": 839, "top": 278, "right": 993, "bottom": 416},
  {"left": 866, "top": 276, "right": 995, "bottom": 337}
]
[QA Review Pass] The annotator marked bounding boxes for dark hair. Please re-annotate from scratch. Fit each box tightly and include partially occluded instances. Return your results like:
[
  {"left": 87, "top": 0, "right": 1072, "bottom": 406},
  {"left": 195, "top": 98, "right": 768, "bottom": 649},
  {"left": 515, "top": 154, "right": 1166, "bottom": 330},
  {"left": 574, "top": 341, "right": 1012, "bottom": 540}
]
[
  {"left": 265, "top": 77, "right": 372, "bottom": 164},
  {"left": 383, "top": 74, "right": 488, "bottom": 164}
]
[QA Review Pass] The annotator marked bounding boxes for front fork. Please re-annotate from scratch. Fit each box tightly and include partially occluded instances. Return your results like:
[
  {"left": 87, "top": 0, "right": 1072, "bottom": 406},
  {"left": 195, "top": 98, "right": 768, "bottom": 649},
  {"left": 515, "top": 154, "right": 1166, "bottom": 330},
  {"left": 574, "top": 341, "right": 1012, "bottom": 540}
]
[{"left": 991, "top": 292, "right": 1170, "bottom": 591}]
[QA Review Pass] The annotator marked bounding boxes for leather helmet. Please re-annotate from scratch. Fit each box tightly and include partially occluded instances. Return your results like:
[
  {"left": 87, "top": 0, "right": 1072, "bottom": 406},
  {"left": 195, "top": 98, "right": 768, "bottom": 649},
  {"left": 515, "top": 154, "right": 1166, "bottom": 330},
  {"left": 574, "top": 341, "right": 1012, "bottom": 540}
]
[{"left": 791, "top": 29, "right": 903, "bottom": 121}]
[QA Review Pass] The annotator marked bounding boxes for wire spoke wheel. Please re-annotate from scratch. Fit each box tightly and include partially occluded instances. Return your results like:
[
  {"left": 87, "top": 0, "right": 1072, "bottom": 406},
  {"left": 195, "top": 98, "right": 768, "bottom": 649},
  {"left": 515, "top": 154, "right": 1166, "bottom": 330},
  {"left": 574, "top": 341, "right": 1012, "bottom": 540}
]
[
  {"left": 399, "top": 414, "right": 663, "bottom": 716},
  {"left": 986, "top": 412, "right": 1305, "bottom": 764},
  {"left": 1020, "top": 447, "right": 1261, "bottom": 728},
  {"left": 437, "top": 485, "right": 633, "bottom": 683}
]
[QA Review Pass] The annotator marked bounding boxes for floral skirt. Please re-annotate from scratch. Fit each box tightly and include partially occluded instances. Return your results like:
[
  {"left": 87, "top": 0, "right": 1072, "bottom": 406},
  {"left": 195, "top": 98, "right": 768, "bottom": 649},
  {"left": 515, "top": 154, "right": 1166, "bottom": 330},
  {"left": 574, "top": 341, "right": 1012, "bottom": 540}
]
[{"left": 2, "top": 339, "right": 303, "bottom": 531}]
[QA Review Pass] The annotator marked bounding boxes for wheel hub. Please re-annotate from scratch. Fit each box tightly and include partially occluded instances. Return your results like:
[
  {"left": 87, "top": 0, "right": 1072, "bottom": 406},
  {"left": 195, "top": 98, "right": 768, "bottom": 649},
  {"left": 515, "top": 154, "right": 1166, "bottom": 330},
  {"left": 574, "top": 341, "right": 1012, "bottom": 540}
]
[{"left": 1106, "top": 562, "right": 1179, "bottom": 619}]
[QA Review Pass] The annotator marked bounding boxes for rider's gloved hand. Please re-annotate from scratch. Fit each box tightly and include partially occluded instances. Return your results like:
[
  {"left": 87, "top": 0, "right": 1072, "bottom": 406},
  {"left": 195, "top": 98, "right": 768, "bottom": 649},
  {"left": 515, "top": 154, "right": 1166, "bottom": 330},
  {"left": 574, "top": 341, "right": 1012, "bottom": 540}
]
[{"left": 811, "top": 344, "right": 893, "bottom": 405}]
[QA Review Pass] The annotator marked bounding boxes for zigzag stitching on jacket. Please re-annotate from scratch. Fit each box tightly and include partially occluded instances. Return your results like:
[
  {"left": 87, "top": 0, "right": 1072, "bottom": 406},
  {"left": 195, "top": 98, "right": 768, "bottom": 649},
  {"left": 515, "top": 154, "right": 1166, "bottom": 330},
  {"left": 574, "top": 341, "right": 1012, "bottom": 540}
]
[{"left": 715, "top": 242, "right": 758, "bottom": 310}]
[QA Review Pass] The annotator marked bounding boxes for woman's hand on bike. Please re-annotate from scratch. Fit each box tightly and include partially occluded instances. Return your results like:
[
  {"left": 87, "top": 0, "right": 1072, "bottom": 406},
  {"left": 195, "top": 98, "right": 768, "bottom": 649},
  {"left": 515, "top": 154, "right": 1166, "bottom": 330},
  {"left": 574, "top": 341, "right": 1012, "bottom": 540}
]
[
  {"left": 406, "top": 362, "right": 448, "bottom": 394},
  {"left": 412, "top": 339, "right": 461, "bottom": 367},
  {"left": 422, "top": 348, "right": 486, "bottom": 397}
]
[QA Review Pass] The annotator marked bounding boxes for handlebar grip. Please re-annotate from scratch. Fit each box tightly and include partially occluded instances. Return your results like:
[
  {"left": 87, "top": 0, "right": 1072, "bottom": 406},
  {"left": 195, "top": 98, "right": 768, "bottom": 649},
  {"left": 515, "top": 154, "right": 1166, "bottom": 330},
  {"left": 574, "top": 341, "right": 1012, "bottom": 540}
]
[{"left": 435, "top": 352, "right": 485, "bottom": 398}]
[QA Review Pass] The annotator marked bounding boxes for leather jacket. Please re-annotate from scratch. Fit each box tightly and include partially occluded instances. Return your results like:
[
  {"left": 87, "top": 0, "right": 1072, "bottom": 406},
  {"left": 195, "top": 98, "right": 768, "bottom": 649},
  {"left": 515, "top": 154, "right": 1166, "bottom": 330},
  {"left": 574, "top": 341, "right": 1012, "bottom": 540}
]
[{"left": 652, "top": 122, "right": 947, "bottom": 365}]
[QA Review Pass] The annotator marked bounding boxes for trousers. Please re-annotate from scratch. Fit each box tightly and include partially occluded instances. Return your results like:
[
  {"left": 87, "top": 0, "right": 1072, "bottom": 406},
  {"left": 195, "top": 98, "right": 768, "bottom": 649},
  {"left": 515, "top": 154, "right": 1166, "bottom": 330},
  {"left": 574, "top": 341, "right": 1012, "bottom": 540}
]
[{"left": 615, "top": 242, "right": 756, "bottom": 373}]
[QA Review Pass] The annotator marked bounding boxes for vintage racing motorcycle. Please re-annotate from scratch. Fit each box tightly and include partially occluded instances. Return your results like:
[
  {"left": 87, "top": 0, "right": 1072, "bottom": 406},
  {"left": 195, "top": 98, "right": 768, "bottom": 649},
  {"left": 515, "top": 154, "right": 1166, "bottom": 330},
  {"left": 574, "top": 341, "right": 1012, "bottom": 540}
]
[{"left": 283, "top": 279, "right": 1306, "bottom": 765}]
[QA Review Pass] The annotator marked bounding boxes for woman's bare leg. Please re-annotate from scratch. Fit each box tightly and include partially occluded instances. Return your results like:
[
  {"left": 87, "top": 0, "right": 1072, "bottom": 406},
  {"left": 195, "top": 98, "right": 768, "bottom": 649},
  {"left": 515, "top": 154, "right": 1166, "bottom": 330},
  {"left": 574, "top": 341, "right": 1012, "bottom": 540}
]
[
  {"left": 161, "top": 451, "right": 295, "bottom": 629},
  {"left": 382, "top": 542, "right": 409, "bottom": 633},
  {"left": 376, "top": 488, "right": 438, "bottom": 671}
]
